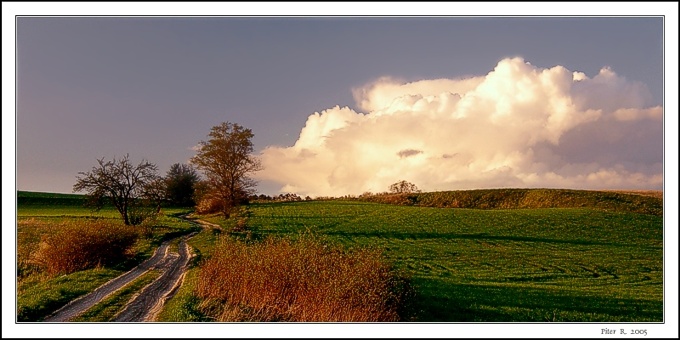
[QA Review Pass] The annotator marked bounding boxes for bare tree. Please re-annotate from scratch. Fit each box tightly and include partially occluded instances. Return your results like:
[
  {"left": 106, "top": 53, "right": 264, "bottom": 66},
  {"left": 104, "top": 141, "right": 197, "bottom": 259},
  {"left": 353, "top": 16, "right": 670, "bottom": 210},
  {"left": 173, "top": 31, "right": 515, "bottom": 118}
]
[
  {"left": 73, "top": 154, "right": 162, "bottom": 225},
  {"left": 389, "top": 180, "right": 421, "bottom": 194},
  {"left": 190, "top": 122, "right": 263, "bottom": 218}
]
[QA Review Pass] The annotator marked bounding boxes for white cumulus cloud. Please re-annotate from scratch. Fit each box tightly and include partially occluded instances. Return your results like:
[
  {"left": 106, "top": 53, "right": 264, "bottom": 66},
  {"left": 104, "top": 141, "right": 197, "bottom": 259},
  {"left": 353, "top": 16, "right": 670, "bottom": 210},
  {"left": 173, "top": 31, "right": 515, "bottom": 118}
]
[{"left": 257, "top": 57, "right": 662, "bottom": 197}]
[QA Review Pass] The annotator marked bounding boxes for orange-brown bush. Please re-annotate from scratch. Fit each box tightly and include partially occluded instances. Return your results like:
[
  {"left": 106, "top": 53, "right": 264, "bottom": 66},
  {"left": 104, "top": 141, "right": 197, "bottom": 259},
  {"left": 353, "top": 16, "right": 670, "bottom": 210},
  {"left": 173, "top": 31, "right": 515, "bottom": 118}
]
[
  {"left": 195, "top": 197, "right": 224, "bottom": 214},
  {"left": 31, "top": 220, "right": 139, "bottom": 276},
  {"left": 197, "top": 236, "right": 412, "bottom": 322}
]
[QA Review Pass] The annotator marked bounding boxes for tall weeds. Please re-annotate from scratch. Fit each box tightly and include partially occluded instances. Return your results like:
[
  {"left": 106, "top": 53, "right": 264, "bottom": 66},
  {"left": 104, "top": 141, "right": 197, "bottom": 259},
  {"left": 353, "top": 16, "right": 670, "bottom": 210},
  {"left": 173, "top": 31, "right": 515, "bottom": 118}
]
[
  {"left": 31, "top": 220, "right": 139, "bottom": 276},
  {"left": 197, "top": 235, "right": 412, "bottom": 322}
]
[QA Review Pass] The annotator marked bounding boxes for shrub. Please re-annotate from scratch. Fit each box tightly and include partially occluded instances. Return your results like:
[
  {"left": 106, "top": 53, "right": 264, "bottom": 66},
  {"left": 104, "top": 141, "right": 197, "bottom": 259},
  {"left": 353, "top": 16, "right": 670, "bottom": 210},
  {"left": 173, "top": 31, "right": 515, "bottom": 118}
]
[
  {"left": 196, "top": 197, "right": 224, "bottom": 214},
  {"left": 31, "top": 220, "right": 139, "bottom": 276},
  {"left": 196, "top": 235, "right": 412, "bottom": 322}
]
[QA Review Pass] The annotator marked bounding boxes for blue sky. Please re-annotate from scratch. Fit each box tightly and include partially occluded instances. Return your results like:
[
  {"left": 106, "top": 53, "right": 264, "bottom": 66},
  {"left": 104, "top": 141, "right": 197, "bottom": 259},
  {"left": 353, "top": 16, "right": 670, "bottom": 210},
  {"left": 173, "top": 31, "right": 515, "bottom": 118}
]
[{"left": 11, "top": 13, "right": 670, "bottom": 195}]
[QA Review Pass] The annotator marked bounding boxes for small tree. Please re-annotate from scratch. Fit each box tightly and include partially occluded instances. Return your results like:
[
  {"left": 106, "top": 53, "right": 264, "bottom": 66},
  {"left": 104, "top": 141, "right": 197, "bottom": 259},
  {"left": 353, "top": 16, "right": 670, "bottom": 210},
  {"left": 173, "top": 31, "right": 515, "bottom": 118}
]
[
  {"left": 389, "top": 180, "right": 421, "bottom": 194},
  {"left": 142, "top": 176, "right": 167, "bottom": 214},
  {"left": 73, "top": 155, "right": 162, "bottom": 225},
  {"left": 165, "top": 163, "right": 199, "bottom": 207},
  {"left": 191, "top": 122, "right": 263, "bottom": 218}
]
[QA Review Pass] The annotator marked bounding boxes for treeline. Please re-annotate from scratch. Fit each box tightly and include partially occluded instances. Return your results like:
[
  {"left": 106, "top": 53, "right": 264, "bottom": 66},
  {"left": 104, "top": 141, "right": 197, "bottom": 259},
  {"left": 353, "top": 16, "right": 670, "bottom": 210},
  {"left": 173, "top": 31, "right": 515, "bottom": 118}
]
[{"left": 249, "top": 193, "right": 312, "bottom": 202}]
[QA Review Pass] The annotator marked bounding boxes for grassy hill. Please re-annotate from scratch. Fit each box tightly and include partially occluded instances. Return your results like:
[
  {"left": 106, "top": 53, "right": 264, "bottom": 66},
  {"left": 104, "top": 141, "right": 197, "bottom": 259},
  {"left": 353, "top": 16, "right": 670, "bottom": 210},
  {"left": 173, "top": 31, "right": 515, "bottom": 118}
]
[
  {"left": 359, "top": 188, "right": 662, "bottom": 216},
  {"left": 237, "top": 199, "right": 663, "bottom": 322}
]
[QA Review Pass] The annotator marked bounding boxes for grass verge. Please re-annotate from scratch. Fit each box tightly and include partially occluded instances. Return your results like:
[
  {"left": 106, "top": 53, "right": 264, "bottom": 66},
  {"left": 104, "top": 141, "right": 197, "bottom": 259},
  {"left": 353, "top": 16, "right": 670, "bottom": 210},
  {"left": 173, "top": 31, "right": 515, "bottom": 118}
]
[
  {"left": 72, "top": 270, "right": 161, "bottom": 322},
  {"left": 155, "top": 269, "right": 208, "bottom": 322},
  {"left": 17, "top": 268, "right": 123, "bottom": 322}
]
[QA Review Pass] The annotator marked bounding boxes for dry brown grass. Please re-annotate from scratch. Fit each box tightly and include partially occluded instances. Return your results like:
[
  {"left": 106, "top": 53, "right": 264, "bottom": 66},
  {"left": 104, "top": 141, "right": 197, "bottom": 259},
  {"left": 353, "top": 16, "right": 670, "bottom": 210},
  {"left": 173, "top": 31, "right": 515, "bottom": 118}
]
[
  {"left": 196, "top": 235, "right": 412, "bottom": 322},
  {"left": 17, "top": 218, "right": 44, "bottom": 280},
  {"left": 31, "top": 220, "right": 139, "bottom": 276}
]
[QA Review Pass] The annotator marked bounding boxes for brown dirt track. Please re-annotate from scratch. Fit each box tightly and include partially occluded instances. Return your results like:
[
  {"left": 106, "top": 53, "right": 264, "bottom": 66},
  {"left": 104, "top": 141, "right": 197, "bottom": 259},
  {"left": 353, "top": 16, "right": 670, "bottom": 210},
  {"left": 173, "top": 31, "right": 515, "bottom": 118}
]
[
  {"left": 43, "top": 237, "right": 181, "bottom": 322},
  {"left": 113, "top": 233, "right": 195, "bottom": 322},
  {"left": 44, "top": 216, "right": 211, "bottom": 322}
]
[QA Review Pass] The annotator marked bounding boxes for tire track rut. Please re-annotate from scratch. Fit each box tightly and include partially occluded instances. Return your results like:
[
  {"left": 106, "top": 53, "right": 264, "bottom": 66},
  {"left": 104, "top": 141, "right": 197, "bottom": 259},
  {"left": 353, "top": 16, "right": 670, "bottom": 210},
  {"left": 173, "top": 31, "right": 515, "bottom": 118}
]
[{"left": 113, "top": 233, "right": 195, "bottom": 322}]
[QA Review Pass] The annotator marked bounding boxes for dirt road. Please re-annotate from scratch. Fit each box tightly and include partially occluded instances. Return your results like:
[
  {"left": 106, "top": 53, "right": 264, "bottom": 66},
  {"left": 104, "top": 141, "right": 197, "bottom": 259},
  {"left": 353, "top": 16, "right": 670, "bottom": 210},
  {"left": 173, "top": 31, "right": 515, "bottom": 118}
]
[
  {"left": 43, "top": 237, "right": 179, "bottom": 322},
  {"left": 113, "top": 233, "right": 195, "bottom": 322},
  {"left": 43, "top": 215, "right": 218, "bottom": 322}
]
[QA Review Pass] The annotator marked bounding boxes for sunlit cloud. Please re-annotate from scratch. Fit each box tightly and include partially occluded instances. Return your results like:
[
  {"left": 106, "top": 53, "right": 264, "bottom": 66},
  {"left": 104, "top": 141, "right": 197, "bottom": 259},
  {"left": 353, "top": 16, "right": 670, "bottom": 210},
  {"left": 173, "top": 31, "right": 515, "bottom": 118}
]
[{"left": 257, "top": 57, "right": 663, "bottom": 197}]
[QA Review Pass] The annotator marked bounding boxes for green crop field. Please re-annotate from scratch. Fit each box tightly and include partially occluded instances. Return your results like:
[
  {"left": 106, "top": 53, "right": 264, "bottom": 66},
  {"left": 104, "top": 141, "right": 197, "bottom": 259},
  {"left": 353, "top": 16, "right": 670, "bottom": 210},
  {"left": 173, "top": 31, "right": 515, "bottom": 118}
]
[
  {"left": 228, "top": 197, "right": 663, "bottom": 322},
  {"left": 16, "top": 190, "right": 664, "bottom": 322},
  {"left": 17, "top": 191, "right": 119, "bottom": 218}
]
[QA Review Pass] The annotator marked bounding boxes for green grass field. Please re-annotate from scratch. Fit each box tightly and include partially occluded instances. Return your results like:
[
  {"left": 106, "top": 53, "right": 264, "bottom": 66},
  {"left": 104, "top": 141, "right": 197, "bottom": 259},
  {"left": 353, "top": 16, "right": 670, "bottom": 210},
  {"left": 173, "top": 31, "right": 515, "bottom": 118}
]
[
  {"left": 16, "top": 190, "right": 664, "bottom": 322},
  {"left": 233, "top": 199, "right": 663, "bottom": 322}
]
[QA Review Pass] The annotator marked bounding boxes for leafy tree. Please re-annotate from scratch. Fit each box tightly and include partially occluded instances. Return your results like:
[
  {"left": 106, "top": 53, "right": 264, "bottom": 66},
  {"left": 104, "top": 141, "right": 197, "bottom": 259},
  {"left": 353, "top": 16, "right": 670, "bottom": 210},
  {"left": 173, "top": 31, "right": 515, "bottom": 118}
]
[
  {"left": 389, "top": 180, "right": 421, "bottom": 194},
  {"left": 73, "top": 155, "right": 163, "bottom": 225},
  {"left": 190, "top": 122, "right": 263, "bottom": 217},
  {"left": 165, "top": 163, "right": 199, "bottom": 207}
]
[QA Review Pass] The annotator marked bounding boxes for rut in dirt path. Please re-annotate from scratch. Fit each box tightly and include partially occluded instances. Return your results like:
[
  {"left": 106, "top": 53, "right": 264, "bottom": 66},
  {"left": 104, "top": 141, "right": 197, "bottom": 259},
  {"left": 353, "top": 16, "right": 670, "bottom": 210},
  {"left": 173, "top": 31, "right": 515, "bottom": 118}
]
[
  {"left": 112, "top": 233, "right": 196, "bottom": 322},
  {"left": 43, "top": 238, "right": 177, "bottom": 322}
]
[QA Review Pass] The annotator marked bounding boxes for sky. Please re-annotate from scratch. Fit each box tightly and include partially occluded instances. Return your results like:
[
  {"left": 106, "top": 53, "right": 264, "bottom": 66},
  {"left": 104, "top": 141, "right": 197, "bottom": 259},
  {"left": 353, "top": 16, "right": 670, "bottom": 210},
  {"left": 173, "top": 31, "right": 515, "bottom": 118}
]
[{"left": 10, "top": 10, "right": 672, "bottom": 198}]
